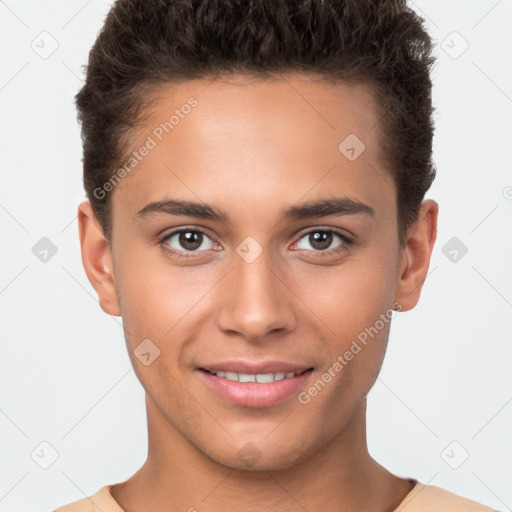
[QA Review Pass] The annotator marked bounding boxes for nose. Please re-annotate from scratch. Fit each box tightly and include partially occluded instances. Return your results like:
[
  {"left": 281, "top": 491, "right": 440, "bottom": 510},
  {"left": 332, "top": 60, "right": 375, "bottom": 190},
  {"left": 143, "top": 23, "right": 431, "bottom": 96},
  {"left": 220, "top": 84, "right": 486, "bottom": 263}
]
[{"left": 216, "top": 245, "right": 298, "bottom": 343}]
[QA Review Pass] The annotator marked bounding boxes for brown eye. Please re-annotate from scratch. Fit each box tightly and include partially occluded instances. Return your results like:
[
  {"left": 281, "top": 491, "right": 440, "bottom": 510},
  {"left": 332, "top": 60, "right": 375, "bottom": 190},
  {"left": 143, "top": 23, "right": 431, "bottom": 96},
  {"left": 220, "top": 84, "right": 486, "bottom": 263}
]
[
  {"left": 292, "top": 229, "right": 351, "bottom": 255},
  {"left": 178, "top": 231, "right": 202, "bottom": 250},
  {"left": 309, "top": 231, "right": 333, "bottom": 250},
  {"left": 161, "top": 228, "right": 218, "bottom": 255}
]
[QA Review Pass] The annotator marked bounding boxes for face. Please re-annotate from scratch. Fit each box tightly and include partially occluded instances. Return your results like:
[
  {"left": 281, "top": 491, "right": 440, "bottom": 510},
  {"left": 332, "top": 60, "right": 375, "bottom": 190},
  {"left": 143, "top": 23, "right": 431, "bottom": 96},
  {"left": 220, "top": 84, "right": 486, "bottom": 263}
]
[{"left": 80, "top": 72, "right": 437, "bottom": 471}]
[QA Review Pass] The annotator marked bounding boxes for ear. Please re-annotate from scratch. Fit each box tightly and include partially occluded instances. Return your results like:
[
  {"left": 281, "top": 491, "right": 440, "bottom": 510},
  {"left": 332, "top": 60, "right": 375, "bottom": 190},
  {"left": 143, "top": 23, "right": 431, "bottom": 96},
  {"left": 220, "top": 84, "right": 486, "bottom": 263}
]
[
  {"left": 394, "top": 199, "right": 439, "bottom": 312},
  {"left": 77, "top": 200, "right": 121, "bottom": 316}
]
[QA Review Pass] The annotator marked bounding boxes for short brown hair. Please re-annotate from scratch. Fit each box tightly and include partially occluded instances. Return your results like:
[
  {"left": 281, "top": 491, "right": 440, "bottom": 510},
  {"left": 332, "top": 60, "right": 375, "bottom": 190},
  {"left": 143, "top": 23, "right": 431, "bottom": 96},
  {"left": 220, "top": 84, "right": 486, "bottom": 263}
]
[{"left": 75, "top": 0, "right": 437, "bottom": 245}]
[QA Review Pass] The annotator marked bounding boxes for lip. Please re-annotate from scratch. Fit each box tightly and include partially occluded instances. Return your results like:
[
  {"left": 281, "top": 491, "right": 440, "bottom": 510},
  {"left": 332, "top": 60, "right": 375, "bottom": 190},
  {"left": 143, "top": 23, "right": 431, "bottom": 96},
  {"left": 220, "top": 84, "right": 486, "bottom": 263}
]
[{"left": 197, "top": 361, "right": 314, "bottom": 408}]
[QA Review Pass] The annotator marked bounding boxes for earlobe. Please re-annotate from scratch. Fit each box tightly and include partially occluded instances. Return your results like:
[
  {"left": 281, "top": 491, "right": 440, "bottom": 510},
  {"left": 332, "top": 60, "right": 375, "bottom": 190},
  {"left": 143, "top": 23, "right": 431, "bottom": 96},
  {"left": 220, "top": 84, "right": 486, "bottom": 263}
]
[
  {"left": 394, "top": 199, "right": 439, "bottom": 312},
  {"left": 77, "top": 201, "right": 121, "bottom": 317}
]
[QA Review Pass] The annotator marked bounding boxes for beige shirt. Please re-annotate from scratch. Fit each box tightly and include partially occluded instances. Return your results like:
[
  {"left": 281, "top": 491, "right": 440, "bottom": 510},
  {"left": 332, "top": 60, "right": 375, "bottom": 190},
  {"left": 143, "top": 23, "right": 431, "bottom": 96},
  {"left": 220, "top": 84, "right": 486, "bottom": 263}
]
[{"left": 54, "top": 480, "right": 498, "bottom": 511}]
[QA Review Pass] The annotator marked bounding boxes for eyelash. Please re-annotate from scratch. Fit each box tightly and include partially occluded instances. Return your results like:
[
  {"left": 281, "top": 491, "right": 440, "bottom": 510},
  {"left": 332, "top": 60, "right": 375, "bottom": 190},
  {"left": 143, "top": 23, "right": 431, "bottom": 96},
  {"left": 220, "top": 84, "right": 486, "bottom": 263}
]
[{"left": 159, "top": 227, "right": 353, "bottom": 259}]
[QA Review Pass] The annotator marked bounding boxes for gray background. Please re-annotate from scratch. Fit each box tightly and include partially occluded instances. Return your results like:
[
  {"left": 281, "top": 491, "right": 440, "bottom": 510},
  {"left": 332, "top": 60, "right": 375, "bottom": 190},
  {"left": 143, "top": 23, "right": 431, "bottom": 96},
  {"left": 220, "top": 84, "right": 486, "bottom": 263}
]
[{"left": 0, "top": 0, "right": 511, "bottom": 510}]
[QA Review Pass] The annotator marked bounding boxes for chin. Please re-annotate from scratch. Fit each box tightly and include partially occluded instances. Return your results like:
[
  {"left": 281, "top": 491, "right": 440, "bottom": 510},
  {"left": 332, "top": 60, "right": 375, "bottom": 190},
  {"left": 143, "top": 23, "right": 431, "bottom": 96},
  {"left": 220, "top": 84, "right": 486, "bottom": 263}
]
[{"left": 201, "top": 437, "right": 313, "bottom": 472}]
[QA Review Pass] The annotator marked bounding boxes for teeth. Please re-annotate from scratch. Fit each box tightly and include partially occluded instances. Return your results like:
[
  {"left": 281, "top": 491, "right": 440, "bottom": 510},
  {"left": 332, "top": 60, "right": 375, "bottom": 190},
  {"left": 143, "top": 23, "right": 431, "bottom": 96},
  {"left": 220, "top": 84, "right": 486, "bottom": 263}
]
[
  {"left": 239, "top": 373, "right": 256, "bottom": 383},
  {"left": 210, "top": 371, "right": 300, "bottom": 383},
  {"left": 256, "top": 373, "right": 275, "bottom": 383}
]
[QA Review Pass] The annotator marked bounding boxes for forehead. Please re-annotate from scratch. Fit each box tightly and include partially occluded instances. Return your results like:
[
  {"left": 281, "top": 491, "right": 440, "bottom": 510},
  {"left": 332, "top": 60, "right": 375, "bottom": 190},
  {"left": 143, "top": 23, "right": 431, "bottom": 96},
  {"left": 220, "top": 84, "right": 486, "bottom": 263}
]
[
  {"left": 142, "top": 72, "right": 381, "bottom": 155},
  {"left": 112, "top": 72, "right": 395, "bottom": 220}
]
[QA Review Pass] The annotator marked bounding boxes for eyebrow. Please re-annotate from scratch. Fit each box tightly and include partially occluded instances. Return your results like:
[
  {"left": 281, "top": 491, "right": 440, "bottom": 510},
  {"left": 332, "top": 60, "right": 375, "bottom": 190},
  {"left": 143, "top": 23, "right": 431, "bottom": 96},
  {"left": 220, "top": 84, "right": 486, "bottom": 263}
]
[{"left": 135, "top": 197, "right": 375, "bottom": 222}]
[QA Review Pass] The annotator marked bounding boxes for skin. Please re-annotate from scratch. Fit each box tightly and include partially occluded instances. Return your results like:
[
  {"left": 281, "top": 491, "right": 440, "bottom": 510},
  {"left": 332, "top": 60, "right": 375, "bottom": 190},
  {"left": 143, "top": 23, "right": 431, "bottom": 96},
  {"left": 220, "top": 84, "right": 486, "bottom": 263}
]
[{"left": 78, "top": 72, "right": 438, "bottom": 512}]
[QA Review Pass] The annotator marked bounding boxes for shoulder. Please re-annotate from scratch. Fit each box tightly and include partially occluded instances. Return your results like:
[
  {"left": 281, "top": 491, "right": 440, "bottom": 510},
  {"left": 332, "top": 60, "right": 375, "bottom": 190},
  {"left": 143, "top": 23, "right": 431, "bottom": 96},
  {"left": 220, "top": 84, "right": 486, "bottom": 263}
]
[
  {"left": 53, "top": 485, "right": 124, "bottom": 512},
  {"left": 396, "top": 482, "right": 499, "bottom": 512}
]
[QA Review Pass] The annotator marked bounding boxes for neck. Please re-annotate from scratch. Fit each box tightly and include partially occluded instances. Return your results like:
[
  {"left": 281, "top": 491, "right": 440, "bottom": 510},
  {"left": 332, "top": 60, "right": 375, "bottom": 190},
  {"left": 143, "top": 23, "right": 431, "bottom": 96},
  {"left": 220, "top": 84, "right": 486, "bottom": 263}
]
[{"left": 110, "top": 395, "right": 413, "bottom": 512}]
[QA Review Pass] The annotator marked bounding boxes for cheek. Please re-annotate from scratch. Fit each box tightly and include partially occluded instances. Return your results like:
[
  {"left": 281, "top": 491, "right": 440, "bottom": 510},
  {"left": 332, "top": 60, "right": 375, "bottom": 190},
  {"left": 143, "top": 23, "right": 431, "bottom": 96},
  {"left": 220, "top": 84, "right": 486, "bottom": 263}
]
[
  {"left": 114, "top": 248, "right": 204, "bottom": 338},
  {"left": 296, "top": 252, "right": 397, "bottom": 337},
  {"left": 295, "top": 247, "right": 398, "bottom": 397},
  {"left": 301, "top": 266, "right": 396, "bottom": 432}
]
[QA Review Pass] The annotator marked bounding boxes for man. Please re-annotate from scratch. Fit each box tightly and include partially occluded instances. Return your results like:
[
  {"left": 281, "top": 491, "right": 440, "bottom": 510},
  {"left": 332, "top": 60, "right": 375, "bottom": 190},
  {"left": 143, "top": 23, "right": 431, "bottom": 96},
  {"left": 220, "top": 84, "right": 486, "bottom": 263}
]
[{"left": 55, "top": 0, "right": 497, "bottom": 510}]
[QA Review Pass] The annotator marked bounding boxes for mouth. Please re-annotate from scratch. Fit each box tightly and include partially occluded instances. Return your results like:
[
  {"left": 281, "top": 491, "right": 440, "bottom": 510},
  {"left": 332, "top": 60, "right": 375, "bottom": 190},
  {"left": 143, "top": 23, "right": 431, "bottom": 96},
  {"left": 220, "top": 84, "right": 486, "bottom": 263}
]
[
  {"left": 200, "top": 368, "right": 311, "bottom": 383},
  {"left": 197, "top": 365, "right": 314, "bottom": 408}
]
